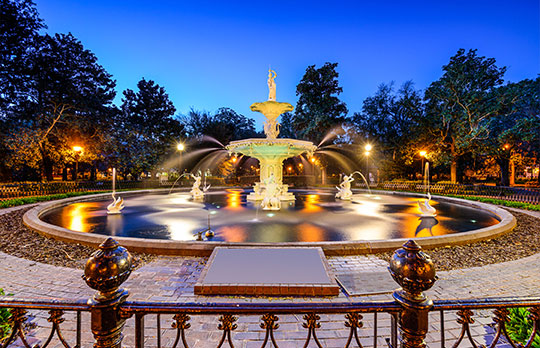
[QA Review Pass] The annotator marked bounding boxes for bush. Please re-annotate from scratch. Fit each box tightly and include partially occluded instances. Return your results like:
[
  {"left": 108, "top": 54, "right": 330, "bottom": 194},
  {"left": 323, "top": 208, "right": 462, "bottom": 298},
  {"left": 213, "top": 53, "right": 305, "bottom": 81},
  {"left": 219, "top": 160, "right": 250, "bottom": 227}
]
[
  {"left": 506, "top": 307, "right": 540, "bottom": 348},
  {"left": 0, "top": 289, "right": 12, "bottom": 342}
]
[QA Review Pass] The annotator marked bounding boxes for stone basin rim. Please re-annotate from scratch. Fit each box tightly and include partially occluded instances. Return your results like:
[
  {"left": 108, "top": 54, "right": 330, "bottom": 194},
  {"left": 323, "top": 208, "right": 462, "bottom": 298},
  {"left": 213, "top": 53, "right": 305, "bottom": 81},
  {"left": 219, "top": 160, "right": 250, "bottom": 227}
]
[{"left": 22, "top": 188, "right": 517, "bottom": 256}]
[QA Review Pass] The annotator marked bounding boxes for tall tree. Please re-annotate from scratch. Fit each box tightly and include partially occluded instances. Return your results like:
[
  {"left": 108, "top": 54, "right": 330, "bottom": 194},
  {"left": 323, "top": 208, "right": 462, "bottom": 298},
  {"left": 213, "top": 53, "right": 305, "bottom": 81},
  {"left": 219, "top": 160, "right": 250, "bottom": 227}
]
[
  {"left": 352, "top": 81, "right": 424, "bottom": 179},
  {"left": 116, "top": 78, "right": 184, "bottom": 177},
  {"left": 293, "top": 62, "right": 348, "bottom": 143},
  {"left": 424, "top": 49, "right": 507, "bottom": 182},
  {"left": 4, "top": 32, "right": 116, "bottom": 180}
]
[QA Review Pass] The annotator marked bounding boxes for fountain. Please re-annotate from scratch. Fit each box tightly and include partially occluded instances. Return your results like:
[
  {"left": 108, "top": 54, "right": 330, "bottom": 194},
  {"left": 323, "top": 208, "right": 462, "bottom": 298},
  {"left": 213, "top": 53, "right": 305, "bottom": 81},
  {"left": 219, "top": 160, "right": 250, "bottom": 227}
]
[
  {"left": 225, "top": 70, "right": 317, "bottom": 206},
  {"left": 417, "top": 162, "right": 436, "bottom": 217},
  {"left": 189, "top": 172, "right": 210, "bottom": 200},
  {"left": 107, "top": 168, "right": 124, "bottom": 214},
  {"left": 335, "top": 171, "right": 372, "bottom": 200}
]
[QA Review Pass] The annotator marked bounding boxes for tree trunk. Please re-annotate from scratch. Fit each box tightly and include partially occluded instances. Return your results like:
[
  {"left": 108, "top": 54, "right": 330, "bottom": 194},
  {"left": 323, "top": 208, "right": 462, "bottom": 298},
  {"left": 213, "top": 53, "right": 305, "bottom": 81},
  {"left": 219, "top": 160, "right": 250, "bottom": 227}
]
[
  {"left": 42, "top": 155, "right": 54, "bottom": 182},
  {"left": 72, "top": 163, "right": 77, "bottom": 181},
  {"left": 498, "top": 158, "right": 510, "bottom": 186},
  {"left": 450, "top": 159, "right": 458, "bottom": 183},
  {"left": 90, "top": 162, "right": 97, "bottom": 181},
  {"left": 509, "top": 160, "right": 515, "bottom": 186}
]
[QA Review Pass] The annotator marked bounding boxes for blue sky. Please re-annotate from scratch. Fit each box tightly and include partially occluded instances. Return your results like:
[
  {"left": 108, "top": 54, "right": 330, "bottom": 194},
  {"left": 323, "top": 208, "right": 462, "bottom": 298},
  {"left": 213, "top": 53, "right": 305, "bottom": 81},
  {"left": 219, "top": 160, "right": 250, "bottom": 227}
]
[{"left": 36, "top": 0, "right": 539, "bottom": 129}]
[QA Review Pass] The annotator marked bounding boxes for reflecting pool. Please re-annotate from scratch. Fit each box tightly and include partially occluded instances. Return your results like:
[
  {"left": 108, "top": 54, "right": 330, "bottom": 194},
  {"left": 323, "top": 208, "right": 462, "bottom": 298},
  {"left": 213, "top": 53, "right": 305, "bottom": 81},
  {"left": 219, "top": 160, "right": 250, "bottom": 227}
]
[{"left": 42, "top": 189, "right": 500, "bottom": 243}]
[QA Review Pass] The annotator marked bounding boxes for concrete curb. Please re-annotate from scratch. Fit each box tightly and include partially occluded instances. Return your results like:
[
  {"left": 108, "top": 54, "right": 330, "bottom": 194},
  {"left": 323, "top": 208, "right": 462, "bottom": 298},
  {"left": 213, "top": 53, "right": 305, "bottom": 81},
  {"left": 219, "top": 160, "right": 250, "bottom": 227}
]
[{"left": 23, "top": 189, "right": 517, "bottom": 256}]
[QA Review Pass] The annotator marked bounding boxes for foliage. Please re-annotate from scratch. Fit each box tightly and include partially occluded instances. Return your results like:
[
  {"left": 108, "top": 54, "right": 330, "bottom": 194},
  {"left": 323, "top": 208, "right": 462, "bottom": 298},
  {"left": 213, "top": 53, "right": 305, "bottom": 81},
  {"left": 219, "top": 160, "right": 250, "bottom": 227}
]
[
  {"left": 293, "top": 62, "right": 348, "bottom": 143},
  {"left": 0, "top": 288, "right": 13, "bottom": 341},
  {"left": 506, "top": 307, "right": 540, "bottom": 348},
  {"left": 181, "top": 107, "right": 260, "bottom": 145},
  {"left": 2, "top": 30, "right": 116, "bottom": 181},
  {"left": 352, "top": 81, "right": 424, "bottom": 179},
  {"left": 114, "top": 78, "right": 184, "bottom": 177},
  {"left": 424, "top": 49, "right": 507, "bottom": 182},
  {"left": 0, "top": 190, "right": 144, "bottom": 208}
]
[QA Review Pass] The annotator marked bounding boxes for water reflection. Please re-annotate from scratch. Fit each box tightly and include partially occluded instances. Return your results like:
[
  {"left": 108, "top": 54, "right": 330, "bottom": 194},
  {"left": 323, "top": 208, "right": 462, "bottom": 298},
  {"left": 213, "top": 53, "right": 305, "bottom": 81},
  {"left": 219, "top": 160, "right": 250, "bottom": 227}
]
[
  {"left": 43, "top": 190, "right": 500, "bottom": 243},
  {"left": 414, "top": 217, "right": 439, "bottom": 237}
]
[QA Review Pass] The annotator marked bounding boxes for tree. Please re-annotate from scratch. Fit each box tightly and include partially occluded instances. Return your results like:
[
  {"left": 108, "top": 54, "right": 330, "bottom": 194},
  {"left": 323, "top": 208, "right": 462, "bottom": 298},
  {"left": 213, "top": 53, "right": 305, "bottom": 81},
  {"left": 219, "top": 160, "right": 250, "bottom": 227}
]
[
  {"left": 278, "top": 112, "right": 297, "bottom": 139},
  {"left": 482, "top": 77, "right": 540, "bottom": 185},
  {"left": 181, "top": 107, "right": 259, "bottom": 145},
  {"left": 0, "top": 0, "right": 44, "bottom": 109},
  {"left": 293, "top": 62, "right": 348, "bottom": 143},
  {"left": 3, "top": 32, "right": 116, "bottom": 181},
  {"left": 0, "top": 0, "right": 44, "bottom": 180},
  {"left": 424, "top": 49, "right": 507, "bottom": 183},
  {"left": 116, "top": 78, "right": 184, "bottom": 177},
  {"left": 352, "top": 81, "right": 424, "bottom": 179}
]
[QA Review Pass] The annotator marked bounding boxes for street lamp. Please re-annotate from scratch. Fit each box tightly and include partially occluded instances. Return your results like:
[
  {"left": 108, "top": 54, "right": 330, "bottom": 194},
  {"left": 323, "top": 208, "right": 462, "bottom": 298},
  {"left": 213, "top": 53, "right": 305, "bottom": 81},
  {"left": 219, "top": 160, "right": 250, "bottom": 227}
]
[
  {"left": 177, "top": 143, "right": 185, "bottom": 175},
  {"left": 364, "top": 144, "right": 372, "bottom": 182},
  {"left": 72, "top": 146, "right": 83, "bottom": 182}
]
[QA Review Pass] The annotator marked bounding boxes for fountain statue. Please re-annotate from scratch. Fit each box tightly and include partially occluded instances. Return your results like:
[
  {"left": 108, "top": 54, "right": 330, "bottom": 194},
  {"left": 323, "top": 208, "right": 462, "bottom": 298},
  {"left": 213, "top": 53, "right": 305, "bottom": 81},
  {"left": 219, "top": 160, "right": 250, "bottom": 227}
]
[
  {"left": 335, "top": 174, "right": 354, "bottom": 200},
  {"left": 107, "top": 168, "right": 124, "bottom": 215},
  {"left": 261, "top": 173, "right": 281, "bottom": 210},
  {"left": 226, "top": 70, "right": 316, "bottom": 208},
  {"left": 190, "top": 172, "right": 210, "bottom": 200},
  {"left": 336, "top": 171, "right": 372, "bottom": 200},
  {"left": 417, "top": 162, "right": 436, "bottom": 217}
]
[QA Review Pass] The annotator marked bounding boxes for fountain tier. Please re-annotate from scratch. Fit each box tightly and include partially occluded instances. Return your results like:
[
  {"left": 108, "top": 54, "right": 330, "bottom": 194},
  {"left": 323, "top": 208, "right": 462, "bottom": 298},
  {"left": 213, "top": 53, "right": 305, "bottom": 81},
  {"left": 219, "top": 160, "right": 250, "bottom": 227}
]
[{"left": 226, "top": 137, "right": 316, "bottom": 201}]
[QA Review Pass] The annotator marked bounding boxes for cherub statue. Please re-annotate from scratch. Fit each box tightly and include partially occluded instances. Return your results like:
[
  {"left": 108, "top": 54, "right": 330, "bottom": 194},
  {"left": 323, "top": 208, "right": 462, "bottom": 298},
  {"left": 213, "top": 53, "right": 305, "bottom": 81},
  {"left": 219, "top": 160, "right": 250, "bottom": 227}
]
[{"left": 267, "top": 69, "right": 277, "bottom": 101}]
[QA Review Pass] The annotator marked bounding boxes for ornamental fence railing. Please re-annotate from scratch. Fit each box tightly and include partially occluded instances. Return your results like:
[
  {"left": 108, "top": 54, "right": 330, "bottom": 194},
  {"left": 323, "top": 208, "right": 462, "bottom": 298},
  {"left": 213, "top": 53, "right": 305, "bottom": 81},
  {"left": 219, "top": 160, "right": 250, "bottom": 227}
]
[
  {"left": 0, "top": 238, "right": 539, "bottom": 348},
  {"left": 366, "top": 182, "right": 540, "bottom": 204}
]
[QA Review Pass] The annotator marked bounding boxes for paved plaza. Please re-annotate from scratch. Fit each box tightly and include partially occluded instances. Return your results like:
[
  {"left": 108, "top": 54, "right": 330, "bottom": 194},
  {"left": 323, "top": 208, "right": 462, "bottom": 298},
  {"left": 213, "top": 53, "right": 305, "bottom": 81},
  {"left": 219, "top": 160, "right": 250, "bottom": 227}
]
[{"left": 1, "top": 206, "right": 539, "bottom": 348}]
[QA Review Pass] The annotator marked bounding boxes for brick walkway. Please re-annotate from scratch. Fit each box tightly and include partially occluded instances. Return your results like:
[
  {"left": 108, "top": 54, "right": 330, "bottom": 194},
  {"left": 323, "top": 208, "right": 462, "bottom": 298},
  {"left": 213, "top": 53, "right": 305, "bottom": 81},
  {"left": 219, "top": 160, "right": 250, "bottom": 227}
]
[{"left": 1, "top": 206, "right": 539, "bottom": 348}]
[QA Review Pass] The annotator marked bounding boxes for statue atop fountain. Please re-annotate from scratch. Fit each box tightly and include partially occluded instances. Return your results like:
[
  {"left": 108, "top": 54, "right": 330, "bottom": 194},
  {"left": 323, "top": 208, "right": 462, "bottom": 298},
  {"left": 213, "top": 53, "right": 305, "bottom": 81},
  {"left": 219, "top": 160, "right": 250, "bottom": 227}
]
[
  {"left": 225, "top": 70, "right": 317, "bottom": 209},
  {"left": 267, "top": 69, "right": 276, "bottom": 101},
  {"left": 335, "top": 174, "right": 354, "bottom": 200}
]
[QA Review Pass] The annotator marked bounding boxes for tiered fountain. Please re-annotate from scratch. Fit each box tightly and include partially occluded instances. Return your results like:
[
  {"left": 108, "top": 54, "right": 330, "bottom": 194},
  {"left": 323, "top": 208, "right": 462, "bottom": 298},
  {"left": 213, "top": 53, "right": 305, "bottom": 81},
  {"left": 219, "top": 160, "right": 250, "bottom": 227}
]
[{"left": 226, "top": 70, "right": 317, "bottom": 209}]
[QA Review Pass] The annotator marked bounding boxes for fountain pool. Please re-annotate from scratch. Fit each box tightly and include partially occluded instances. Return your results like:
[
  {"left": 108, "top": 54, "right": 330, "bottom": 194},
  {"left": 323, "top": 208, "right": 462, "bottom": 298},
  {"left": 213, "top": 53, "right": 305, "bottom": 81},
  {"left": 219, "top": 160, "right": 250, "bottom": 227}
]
[{"left": 29, "top": 188, "right": 515, "bottom": 254}]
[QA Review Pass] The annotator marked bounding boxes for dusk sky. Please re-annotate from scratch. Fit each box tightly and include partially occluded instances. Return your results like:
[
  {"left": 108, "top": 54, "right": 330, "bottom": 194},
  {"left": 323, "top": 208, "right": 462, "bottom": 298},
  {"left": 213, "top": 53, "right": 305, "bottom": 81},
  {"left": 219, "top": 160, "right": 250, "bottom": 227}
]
[{"left": 36, "top": 0, "right": 539, "bottom": 129}]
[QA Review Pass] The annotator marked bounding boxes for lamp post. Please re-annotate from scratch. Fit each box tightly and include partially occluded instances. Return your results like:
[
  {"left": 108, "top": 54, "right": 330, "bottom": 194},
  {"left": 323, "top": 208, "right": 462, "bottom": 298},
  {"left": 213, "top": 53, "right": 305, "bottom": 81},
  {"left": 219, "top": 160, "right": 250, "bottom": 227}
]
[
  {"left": 365, "top": 144, "right": 372, "bottom": 183},
  {"left": 72, "top": 146, "right": 83, "bottom": 182},
  {"left": 176, "top": 143, "right": 185, "bottom": 185},
  {"left": 419, "top": 150, "right": 427, "bottom": 175}
]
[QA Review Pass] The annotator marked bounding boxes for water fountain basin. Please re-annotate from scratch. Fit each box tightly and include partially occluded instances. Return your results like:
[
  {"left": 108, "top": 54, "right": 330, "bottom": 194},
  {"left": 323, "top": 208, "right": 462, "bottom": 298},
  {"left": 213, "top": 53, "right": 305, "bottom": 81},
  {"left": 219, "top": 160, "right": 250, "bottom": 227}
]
[{"left": 23, "top": 188, "right": 516, "bottom": 256}]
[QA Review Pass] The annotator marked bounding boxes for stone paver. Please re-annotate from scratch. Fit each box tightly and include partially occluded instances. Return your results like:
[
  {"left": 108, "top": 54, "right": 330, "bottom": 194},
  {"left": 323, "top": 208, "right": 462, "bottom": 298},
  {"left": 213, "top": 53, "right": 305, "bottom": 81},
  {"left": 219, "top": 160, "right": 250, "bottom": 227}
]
[{"left": 0, "top": 206, "right": 539, "bottom": 347}]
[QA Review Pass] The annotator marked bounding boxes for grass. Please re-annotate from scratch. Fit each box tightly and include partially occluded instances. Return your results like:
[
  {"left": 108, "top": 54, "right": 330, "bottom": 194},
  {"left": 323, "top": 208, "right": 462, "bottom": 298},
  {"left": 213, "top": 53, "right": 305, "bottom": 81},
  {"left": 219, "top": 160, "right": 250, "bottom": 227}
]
[{"left": 0, "top": 190, "right": 112, "bottom": 208}]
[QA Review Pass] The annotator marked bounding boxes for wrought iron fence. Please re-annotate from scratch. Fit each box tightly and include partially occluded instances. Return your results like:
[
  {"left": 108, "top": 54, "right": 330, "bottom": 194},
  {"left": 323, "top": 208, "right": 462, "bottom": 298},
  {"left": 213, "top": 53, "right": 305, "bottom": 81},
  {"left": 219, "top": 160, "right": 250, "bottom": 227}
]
[
  {"left": 371, "top": 182, "right": 540, "bottom": 204},
  {"left": 0, "top": 239, "right": 539, "bottom": 348}
]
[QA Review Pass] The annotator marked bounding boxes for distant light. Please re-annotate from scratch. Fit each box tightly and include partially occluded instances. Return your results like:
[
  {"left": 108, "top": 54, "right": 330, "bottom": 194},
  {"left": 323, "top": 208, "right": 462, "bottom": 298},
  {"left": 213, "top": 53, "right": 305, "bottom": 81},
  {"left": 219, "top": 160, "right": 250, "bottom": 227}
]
[
  {"left": 365, "top": 144, "right": 372, "bottom": 151},
  {"left": 177, "top": 143, "right": 185, "bottom": 151},
  {"left": 210, "top": 211, "right": 217, "bottom": 215},
  {"left": 311, "top": 157, "right": 316, "bottom": 163},
  {"left": 266, "top": 213, "right": 275, "bottom": 217},
  {"left": 471, "top": 219, "right": 477, "bottom": 223},
  {"left": 419, "top": 150, "right": 427, "bottom": 157},
  {"left": 287, "top": 166, "right": 292, "bottom": 171},
  {"left": 72, "top": 146, "right": 83, "bottom": 152},
  {"left": 365, "top": 151, "right": 370, "bottom": 156},
  {"left": 232, "top": 157, "right": 237, "bottom": 163}
]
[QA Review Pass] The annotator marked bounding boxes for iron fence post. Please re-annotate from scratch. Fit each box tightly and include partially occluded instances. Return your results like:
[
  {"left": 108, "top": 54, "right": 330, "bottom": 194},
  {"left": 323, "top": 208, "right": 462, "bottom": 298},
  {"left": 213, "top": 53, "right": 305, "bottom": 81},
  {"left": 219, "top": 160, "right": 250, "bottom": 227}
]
[
  {"left": 389, "top": 240, "right": 437, "bottom": 348},
  {"left": 83, "top": 238, "right": 134, "bottom": 348}
]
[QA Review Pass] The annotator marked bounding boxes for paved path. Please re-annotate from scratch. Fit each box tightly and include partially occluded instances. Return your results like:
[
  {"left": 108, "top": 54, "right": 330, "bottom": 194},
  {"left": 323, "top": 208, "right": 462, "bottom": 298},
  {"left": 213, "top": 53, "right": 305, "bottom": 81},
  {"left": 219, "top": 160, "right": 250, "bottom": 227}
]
[{"left": 0, "top": 206, "right": 539, "bottom": 348}]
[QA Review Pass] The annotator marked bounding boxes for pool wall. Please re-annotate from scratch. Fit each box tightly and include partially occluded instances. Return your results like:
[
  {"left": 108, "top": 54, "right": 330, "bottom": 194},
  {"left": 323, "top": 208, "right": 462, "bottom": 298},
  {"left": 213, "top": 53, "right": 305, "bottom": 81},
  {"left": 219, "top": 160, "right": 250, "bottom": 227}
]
[{"left": 23, "top": 189, "right": 516, "bottom": 256}]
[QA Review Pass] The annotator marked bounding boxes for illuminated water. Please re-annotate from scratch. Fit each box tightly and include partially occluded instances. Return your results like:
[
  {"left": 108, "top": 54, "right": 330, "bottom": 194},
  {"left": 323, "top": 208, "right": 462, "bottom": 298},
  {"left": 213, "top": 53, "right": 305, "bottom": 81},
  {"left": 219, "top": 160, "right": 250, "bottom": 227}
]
[{"left": 42, "top": 189, "right": 500, "bottom": 243}]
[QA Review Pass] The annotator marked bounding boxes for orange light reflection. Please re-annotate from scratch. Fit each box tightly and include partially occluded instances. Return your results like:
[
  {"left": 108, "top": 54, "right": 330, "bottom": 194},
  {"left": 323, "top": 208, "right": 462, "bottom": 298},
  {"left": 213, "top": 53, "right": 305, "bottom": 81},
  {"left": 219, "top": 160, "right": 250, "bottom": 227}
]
[
  {"left": 302, "top": 194, "right": 321, "bottom": 212},
  {"left": 296, "top": 223, "right": 324, "bottom": 242}
]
